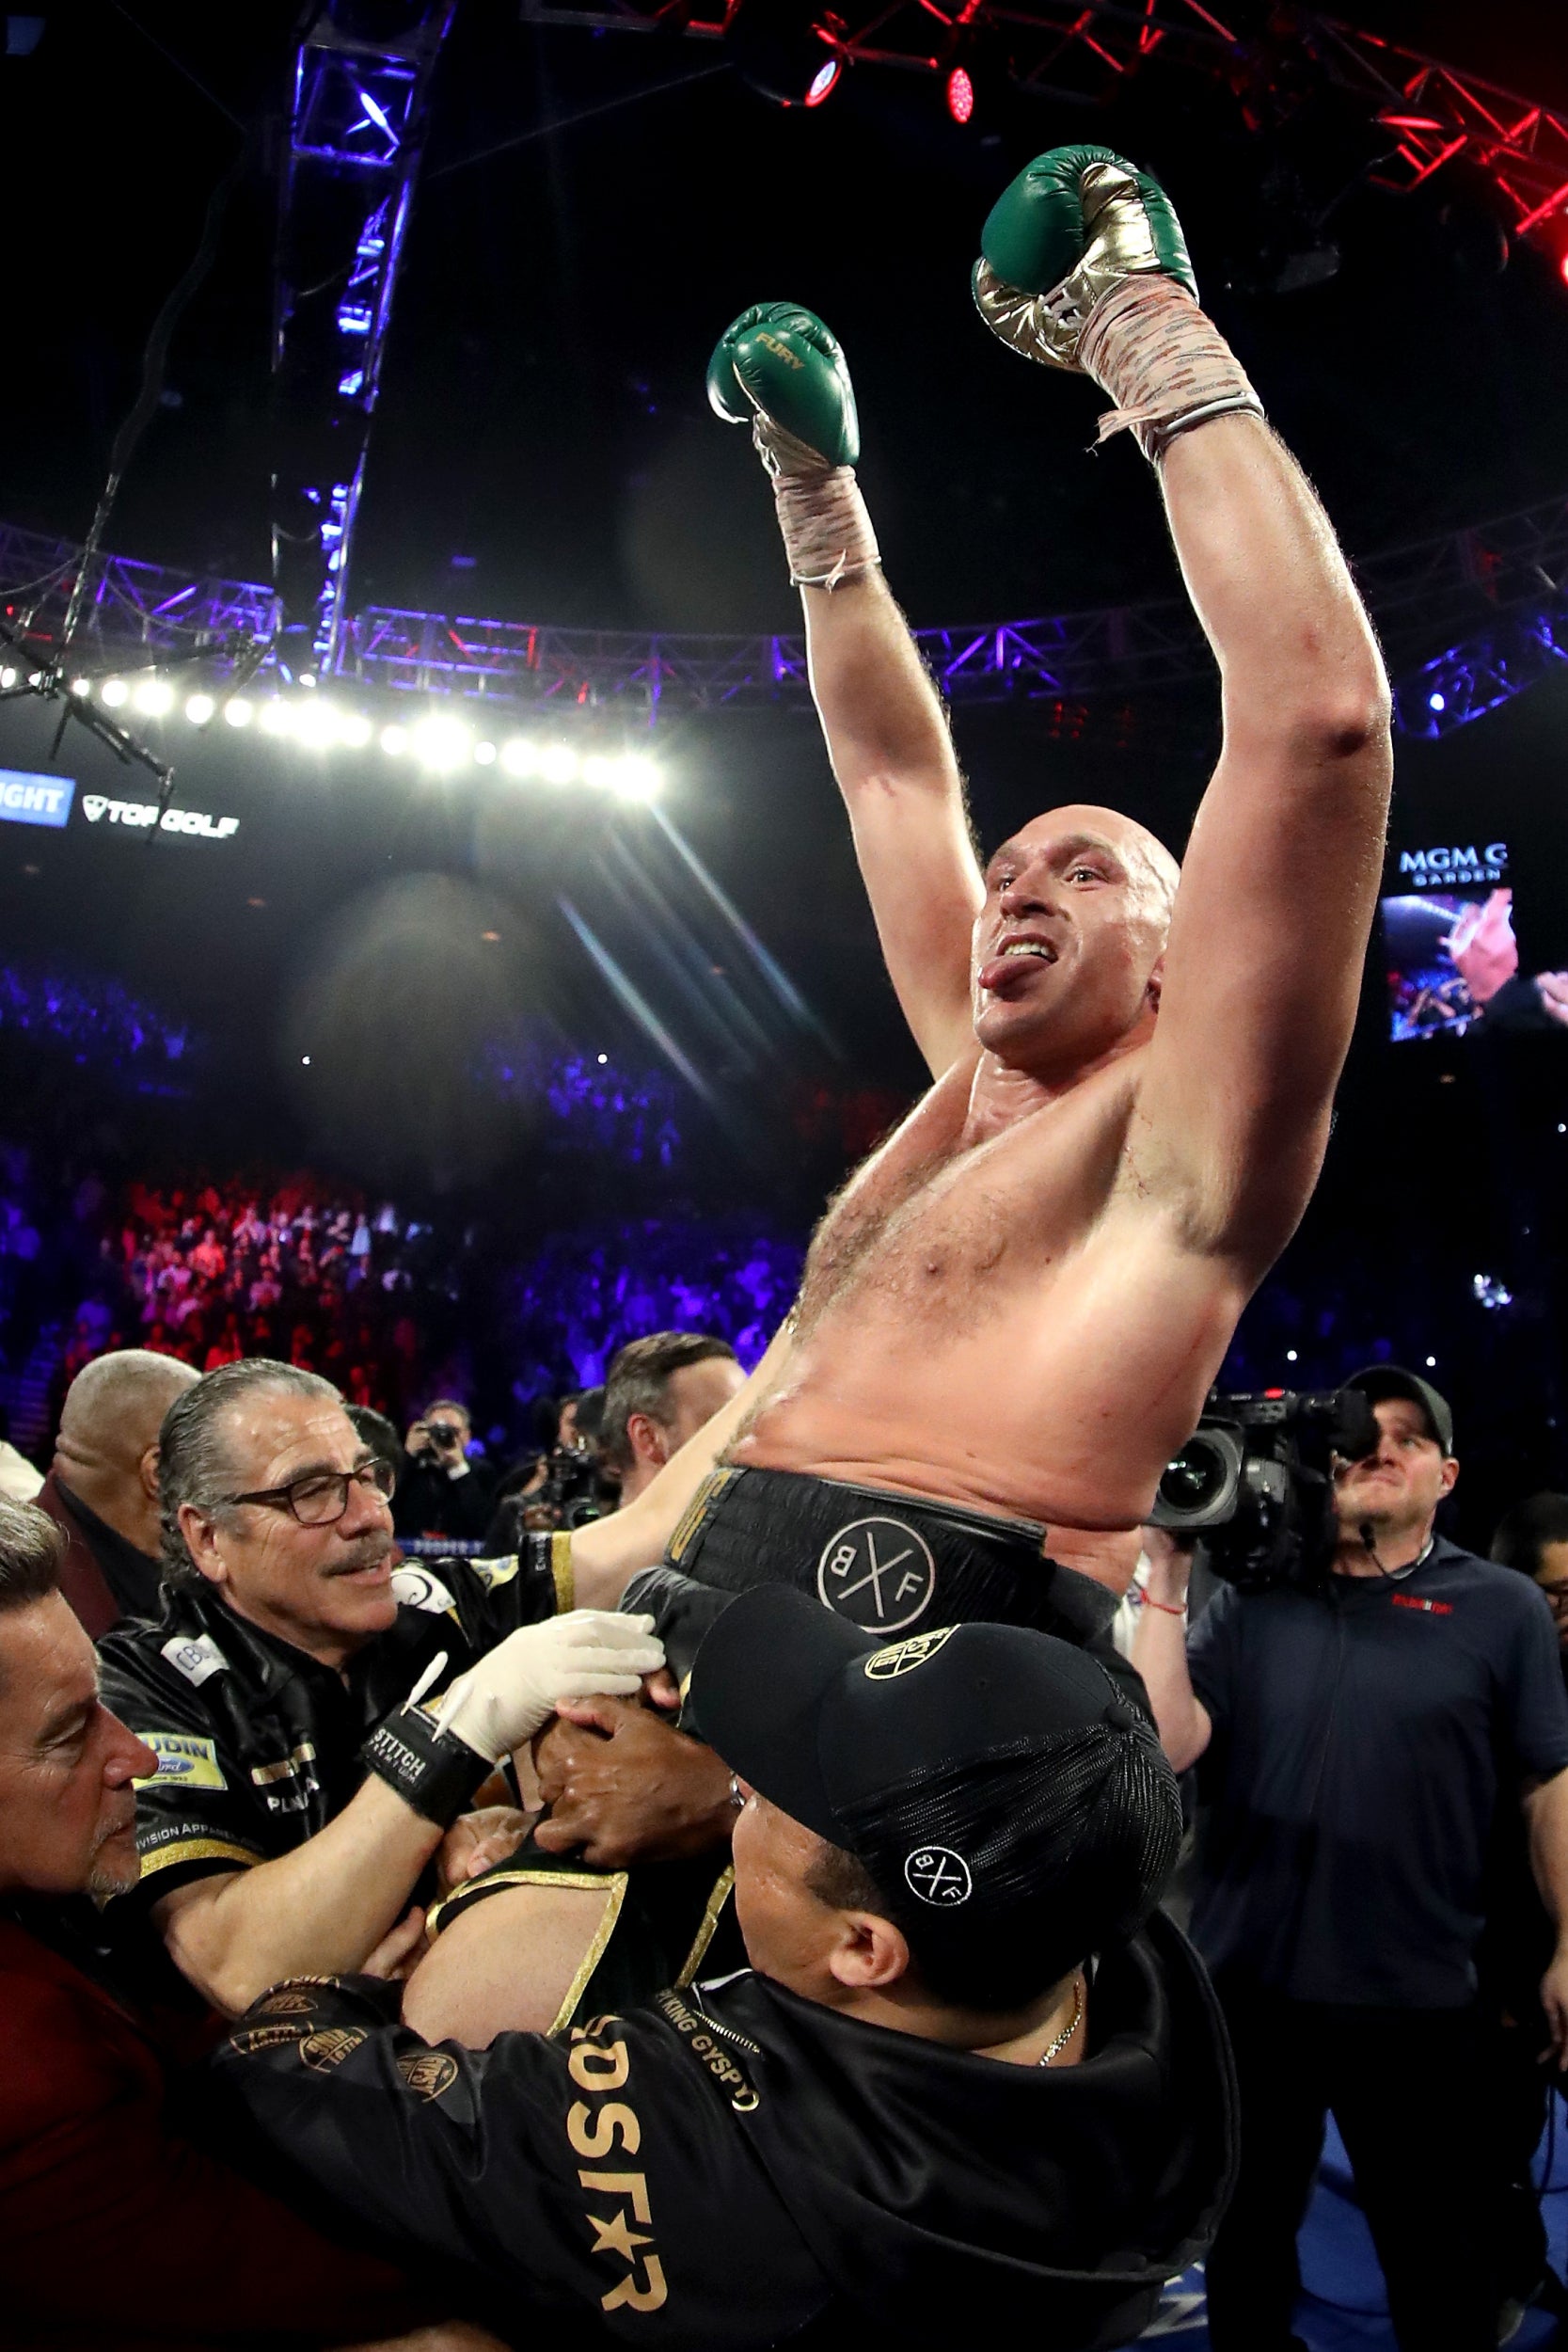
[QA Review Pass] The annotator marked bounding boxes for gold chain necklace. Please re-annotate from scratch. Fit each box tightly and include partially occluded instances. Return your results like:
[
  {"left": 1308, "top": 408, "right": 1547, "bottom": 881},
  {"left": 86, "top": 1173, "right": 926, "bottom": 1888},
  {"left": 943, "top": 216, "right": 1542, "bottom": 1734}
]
[{"left": 1037, "top": 1972, "right": 1085, "bottom": 2067}]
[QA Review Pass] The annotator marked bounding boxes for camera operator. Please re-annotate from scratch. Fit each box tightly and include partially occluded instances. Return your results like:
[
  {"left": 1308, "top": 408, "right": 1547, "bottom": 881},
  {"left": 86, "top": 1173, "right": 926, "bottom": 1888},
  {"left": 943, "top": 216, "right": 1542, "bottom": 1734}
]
[
  {"left": 394, "top": 1398, "right": 495, "bottom": 1548},
  {"left": 1132, "top": 1365, "right": 1568, "bottom": 2352},
  {"left": 483, "top": 1387, "right": 610, "bottom": 1545}
]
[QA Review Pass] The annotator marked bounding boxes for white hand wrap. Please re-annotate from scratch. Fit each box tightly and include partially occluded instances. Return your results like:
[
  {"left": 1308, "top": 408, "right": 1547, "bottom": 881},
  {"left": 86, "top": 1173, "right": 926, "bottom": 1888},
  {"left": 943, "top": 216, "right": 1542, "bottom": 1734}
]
[
  {"left": 434, "top": 1610, "right": 665, "bottom": 1765},
  {"left": 754, "top": 415, "right": 880, "bottom": 592},
  {"left": 1077, "top": 276, "right": 1264, "bottom": 465}
]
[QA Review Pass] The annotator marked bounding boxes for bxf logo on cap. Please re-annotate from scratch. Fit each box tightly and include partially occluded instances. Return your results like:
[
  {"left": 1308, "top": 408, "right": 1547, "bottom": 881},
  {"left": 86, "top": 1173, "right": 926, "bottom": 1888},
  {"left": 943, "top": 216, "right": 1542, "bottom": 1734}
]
[
  {"left": 864, "top": 1627, "right": 956, "bottom": 1679},
  {"left": 817, "top": 1517, "right": 937, "bottom": 1632},
  {"left": 904, "top": 1846, "right": 973, "bottom": 1906}
]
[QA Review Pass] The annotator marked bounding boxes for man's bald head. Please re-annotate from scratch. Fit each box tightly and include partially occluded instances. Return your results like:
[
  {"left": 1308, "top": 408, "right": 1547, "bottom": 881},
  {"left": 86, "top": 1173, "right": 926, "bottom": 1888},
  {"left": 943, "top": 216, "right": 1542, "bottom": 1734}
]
[
  {"left": 971, "top": 805, "right": 1181, "bottom": 1073},
  {"left": 53, "top": 1351, "right": 199, "bottom": 1553},
  {"left": 1008, "top": 805, "right": 1180, "bottom": 923}
]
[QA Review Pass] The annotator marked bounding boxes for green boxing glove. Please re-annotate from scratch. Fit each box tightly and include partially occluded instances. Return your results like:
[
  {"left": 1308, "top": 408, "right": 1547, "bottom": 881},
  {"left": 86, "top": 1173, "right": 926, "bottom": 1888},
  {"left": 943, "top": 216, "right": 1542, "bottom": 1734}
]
[
  {"left": 973, "top": 145, "right": 1196, "bottom": 372},
  {"left": 973, "top": 146, "right": 1261, "bottom": 461},
  {"left": 707, "top": 301, "right": 879, "bottom": 589},
  {"left": 707, "top": 301, "right": 860, "bottom": 469}
]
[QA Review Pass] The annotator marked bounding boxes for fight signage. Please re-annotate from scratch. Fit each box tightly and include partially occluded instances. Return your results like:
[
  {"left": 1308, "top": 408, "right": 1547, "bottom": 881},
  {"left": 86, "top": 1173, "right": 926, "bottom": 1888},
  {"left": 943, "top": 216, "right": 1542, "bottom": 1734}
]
[
  {"left": 1395, "top": 841, "right": 1508, "bottom": 883},
  {"left": 0, "top": 770, "right": 73, "bottom": 828},
  {"left": 82, "top": 794, "right": 239, "bottom": 840}
]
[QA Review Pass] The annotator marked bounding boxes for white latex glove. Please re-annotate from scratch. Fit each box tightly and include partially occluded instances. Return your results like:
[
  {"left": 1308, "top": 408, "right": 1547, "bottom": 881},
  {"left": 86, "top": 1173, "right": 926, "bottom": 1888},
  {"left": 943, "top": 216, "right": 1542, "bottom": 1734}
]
[{"left": 434, "top": 1611, "right": 663, "bottom": 1765}]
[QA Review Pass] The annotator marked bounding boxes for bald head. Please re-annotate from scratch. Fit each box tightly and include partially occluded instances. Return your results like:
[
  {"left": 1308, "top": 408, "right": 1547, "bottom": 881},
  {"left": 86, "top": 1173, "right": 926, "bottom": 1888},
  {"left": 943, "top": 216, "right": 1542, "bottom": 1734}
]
[
  {"left": 1006, "top": 805, "right": 1180, "bottom": 924},
  {"left": 972, "top": 805, "right": 1181, "bottom": 1073},
  {"left": 54, "top": 1351, "right": 199, "bottom": 1554}
]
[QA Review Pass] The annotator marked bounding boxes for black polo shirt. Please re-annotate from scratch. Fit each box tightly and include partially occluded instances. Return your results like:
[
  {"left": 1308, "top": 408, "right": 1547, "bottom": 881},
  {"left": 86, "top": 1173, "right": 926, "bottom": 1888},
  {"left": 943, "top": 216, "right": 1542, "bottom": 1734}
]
[
  {"left": 97, "top": 1538, "right": 572, "bottom": 1920},
  {"left": 1186, "top": 1536, "right": 1568, "bottom": 2007}
]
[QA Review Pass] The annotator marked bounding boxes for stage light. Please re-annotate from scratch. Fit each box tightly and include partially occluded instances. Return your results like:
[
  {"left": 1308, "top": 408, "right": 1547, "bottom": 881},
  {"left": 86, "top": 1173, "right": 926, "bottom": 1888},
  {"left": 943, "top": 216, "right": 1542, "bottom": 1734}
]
[
  {"left": 259, "top": 699, "right": 293, "bottom": 736},
  {"left": 597, "top": 1053, "right": 609, "bottom": 1065},
  {"left": 0, "top": 667, "right": 18, "bottom": 690},
  {"left": 945, "top": 65, "right": 974, "bottom": 123},
  {"left": 1424, "top": 1355, "right": 1437, "bottom": 1367},
  {"left": 96, "top": 675, "right": 124, "bottom": 706},
  {"left": 1285, "top": 1349, "right": 1298, "bottom": 1362},
  {"left": 729, "top": 0, "right": 842, "bottom": 107},
  {"left": 293, "top": 699, "right": 344, "bottom": 749},
  {"left": 380, "top": 724, "right": 407, "bottom": 755},
  {"left": 184, "top": 693, "right": 215, "bottom": 725},
  {"left": 339, "top": 713, "right": 372, "bottom": 748},
  {"left": 581, "top": 754, "right": 615, "bottom": 788},
  {"left": 70, "top": 676, "right": 91, "bottom": 698},
  {"left": 500, "top": 738, "right": 538, "bottom": 777},
  {"left": 540, "top": 743, "right": 579, "bottom": 786},
  {"left": 411, "top": 713, "right": 471, "bottom": 771},
  {"left": 473, "top": 739, "right": 497, "bottom": 765},
  {"left": 611, "top": 754, "right": 660, "bottom": 802},
  {"left": 224, "top": 698, "right": 253, "bottom": 728},
  {"left": 133, "top": 679, "right": 173, "bottom": 715},
  {"left": 1428, "top": 690, "right": 1447, "bottom": 712},
  {"left": 1560, "top": 249, "right": 1568, "bottom": 287}
]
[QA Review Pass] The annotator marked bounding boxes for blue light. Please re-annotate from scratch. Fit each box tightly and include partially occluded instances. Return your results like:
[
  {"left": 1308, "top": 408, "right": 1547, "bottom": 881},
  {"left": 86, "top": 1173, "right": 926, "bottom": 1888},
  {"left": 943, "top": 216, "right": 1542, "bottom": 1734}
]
[{"left": 1428, "top": 691, "right": 1446, "bottom": 712}]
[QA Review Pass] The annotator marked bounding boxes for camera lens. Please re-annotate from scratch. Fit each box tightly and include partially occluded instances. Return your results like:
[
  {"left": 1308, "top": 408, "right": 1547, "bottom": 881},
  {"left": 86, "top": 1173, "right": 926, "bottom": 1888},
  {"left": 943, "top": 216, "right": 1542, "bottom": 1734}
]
[{"left": 1158, "top": 1438, "right": 1224, "bottom": 1513}]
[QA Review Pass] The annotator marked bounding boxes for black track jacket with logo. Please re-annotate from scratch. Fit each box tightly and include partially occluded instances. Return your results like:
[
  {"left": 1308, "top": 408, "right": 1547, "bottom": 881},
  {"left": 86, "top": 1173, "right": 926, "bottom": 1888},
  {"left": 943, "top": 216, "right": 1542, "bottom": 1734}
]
[
  {"left": 211, "top": 1911, "right": 1235, "bottom": 2352},
  {"left": 97, "top": 1545, "right": 565, "bottom": 1917}
]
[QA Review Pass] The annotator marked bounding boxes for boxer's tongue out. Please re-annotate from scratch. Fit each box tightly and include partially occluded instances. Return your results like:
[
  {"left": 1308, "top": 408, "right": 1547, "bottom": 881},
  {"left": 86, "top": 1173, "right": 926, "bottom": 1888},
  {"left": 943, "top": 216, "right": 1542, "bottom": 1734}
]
[{"left": 978, "top": 934, "right": 1059, "bottom": 994}]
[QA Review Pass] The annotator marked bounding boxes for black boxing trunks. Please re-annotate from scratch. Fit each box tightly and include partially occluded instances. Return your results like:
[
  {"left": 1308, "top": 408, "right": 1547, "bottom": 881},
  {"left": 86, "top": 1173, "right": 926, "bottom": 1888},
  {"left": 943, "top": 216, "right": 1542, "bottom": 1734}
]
[{"left": 662, "top": 1462, "right": 1123, "bottom": 1649}]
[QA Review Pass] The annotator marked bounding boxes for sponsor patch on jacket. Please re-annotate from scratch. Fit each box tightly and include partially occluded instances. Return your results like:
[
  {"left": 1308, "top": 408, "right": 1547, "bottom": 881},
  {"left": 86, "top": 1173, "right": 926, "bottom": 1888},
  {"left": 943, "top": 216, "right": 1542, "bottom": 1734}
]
[
  {"left": 162, "top": 1631, "right": 230, "bottom": 1687},
  {"left": 467, "top": 1554, "right": 521, "bottom": 1590},
  {"left": 1391, "top": 1592, "right": 1454, "bottom": 1615},
  {"left": 135, "top": 1731, "right": 226, "bottom": 1791},
  {"left": 391, "top": 1565, "right": 457, "bottom": 1616}
]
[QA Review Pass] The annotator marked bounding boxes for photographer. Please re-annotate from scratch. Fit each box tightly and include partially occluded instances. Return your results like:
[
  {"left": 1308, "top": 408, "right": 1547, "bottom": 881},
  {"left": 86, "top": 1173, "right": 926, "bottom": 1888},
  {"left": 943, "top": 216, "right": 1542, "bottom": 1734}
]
[
  {"left": 394, "top": 1398, "right": 495, "bottom": 1548},
  {"left": 1132, "top": 1366, "right": 1568, "bottom": 2352},
  {"left": 483, "top": 1388, "right": 610, "bottom": 1544}
]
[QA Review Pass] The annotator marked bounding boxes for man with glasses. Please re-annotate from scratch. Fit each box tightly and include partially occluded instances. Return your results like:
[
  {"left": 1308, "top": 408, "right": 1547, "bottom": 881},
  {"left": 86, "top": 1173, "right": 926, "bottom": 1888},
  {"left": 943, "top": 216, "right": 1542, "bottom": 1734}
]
[{"left": 98, "top": 1360, "right": 658, "bottom": 2014}]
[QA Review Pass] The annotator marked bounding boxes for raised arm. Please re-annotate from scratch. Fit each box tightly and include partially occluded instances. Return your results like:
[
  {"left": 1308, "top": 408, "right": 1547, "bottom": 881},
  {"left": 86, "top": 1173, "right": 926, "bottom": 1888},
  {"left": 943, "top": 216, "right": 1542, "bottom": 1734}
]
[
  {"left": 709, "top": 306, "right": 983, "bottom": 1079},
  {"left": 1135, "top": 411, "right": 1389, "bottom": 1260},
  {"left": 974, "top": 149, "right": 1390, "bottom": 1265}
]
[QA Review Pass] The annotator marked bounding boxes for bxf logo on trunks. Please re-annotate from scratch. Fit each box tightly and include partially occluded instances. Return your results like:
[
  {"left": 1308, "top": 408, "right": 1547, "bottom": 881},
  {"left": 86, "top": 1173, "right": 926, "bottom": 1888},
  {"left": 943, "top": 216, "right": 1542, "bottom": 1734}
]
[{"left": 817, "top": 1517, "right": 937, "bottom": 1633}]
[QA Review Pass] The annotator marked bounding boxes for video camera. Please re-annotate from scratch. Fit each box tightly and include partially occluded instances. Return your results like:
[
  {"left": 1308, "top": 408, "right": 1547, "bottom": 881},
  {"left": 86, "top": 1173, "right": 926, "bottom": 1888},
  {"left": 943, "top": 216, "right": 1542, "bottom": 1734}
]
[
  {"left": 525, "top": 1442, "right": 609, "bottom": 1533},
  {"left": 1148, "top": 1386, "right": 1381, "bottom": 1591}
]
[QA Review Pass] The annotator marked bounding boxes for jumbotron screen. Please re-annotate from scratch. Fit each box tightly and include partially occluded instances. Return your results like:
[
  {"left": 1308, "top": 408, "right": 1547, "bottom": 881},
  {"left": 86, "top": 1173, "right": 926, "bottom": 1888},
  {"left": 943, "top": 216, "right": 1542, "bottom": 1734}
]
[{"left": 1381, "top": 837, "right": 1566, "bottom": 1042}]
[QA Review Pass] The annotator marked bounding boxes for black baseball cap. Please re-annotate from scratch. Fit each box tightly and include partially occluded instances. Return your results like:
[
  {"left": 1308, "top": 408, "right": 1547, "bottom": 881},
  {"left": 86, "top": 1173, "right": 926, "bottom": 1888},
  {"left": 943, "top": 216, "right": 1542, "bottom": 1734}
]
[
  {"left": 1344, "top": 1365, "right": 1455, "bottom": 1455},
  {"left": 690, "top": 1584, "right": 1181, "bottom": 1986}
]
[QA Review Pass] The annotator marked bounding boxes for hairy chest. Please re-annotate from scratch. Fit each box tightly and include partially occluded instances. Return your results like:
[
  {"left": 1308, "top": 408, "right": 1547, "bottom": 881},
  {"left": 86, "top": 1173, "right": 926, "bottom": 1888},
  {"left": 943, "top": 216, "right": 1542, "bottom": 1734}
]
[{"left": 797, "top": 1075, "right": 1128, "bottom": 1331}]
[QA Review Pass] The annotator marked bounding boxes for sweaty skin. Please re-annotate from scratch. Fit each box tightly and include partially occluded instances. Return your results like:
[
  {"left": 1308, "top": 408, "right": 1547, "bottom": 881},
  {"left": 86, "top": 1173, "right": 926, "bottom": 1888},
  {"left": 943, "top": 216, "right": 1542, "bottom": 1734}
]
[
  {"left": 730, "top": 813, "right": 1236, "bottom": 1576},
  {"left": 734, "top": 412, "right": 1390, "bottom": 1586},
  {"left": 571, "top": 409, "right": 1392, "bottom": 1606}
]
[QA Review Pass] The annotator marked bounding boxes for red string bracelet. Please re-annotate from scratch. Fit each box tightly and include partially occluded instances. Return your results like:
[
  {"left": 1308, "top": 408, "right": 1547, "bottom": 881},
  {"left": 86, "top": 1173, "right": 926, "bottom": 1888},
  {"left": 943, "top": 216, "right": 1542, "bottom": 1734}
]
[{"left": 1140, "top": 1594, "right": 1187, "bottom": 1616}]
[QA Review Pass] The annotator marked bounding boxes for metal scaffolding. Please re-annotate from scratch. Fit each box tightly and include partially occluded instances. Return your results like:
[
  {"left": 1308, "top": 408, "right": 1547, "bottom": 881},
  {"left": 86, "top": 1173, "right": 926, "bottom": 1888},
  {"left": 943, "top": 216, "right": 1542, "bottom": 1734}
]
[
  {"left": 516, "top": 0, "right": 1568, "bottom": 247},
  {"left": 2, "top": 485, "right": 1565, "bottom": 737},
  {"left": 271, "top": 1, "right": 456, "bottom": 677}
]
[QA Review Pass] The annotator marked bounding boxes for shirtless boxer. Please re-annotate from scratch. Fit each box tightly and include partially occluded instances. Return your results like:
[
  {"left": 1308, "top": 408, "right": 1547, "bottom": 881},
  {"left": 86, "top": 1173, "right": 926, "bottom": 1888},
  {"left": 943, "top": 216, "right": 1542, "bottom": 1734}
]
[{"left": 409, "top": 149, "right": 1392, "bottom": 2037}]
